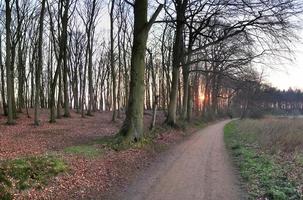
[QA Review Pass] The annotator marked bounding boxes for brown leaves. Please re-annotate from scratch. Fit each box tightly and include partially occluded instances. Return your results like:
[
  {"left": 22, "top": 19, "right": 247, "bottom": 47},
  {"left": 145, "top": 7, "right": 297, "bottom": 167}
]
[{"left": 0, "top": 109, "right": 192, "bottom": 199}]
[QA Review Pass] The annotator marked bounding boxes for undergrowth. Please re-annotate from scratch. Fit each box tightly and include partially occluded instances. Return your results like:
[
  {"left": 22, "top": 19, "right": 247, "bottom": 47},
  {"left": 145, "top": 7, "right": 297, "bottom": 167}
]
[
  {"left": 224, "top": 122, "right": 301, "bottom": 200},
  {"left": 0, "top": 155, "right": 67, "bottom": 200},
  {"left": 95, "top": 133, "right": 156, "bottom": 151},
  {"left": 98, "top": 119, "right": 205, "bottom": 151},
  {"left": 64, "top": 145, "right": 104, "bottom": 157},
  {"left": 295, "top": 153, "right": 303, "bottom": 167},
  {"left": 65, "top": 119, "right": 206, "bottom": 154}
]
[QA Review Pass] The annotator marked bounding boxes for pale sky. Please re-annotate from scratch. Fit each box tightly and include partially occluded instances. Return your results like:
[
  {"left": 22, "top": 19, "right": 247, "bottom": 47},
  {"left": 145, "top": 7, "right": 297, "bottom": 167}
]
[
  {"left": 265, "top": 31, "right": 303, "bottom": 90},
  {"left": 99, "top": 5, "right": 303, "bottom": 91}
]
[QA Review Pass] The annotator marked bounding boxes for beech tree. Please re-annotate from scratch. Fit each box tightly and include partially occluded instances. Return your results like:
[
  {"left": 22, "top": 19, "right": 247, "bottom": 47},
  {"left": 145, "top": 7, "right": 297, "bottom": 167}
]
[
  {"left": 110, "top": 0, "right": 117, "bottom": 121},
  {"left": 34, "top": 0, "right": 46, "bottom": 125},
  {"left": 119, "top": 0, "right": 163, "bottom": 141},
  {"left": 5, "top": 0, "right": 14, "bottom": 124},
  {"left": 166, "top": 0, "right": 188, "bottom": 126}
]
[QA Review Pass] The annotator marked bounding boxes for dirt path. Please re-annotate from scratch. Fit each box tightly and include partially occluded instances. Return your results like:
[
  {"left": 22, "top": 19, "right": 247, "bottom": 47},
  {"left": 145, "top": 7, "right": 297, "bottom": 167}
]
[{"left": 113, "top": 120, "right": 246, "bottom": 200}]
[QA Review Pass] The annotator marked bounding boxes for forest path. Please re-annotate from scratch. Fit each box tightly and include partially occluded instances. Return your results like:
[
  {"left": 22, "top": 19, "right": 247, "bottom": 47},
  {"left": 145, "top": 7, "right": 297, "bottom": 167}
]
[{"left": 113, "top": 120, "right": 245, "bottom": 200}]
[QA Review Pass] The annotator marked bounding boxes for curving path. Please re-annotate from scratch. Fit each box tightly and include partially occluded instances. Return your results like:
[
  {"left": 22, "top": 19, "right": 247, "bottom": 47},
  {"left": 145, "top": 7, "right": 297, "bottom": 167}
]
[{"left": 114, "top": 120, "right": 245, "bottom": 200}]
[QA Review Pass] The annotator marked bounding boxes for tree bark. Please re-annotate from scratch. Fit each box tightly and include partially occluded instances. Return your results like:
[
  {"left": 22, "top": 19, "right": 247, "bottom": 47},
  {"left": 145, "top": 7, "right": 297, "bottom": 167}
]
[
  {"left": 147, "top": 49, "right": 158, "bottom": 130},
  {"left": 166, "top": 0, "right": 187, "bottom": 126},
  {"left": 34, "top": 0, "right": 46, "bottom": 125},
  {"left": 110, "top": 0, "right": 117, "bottom": 121},
  {"left": 17, "top": 41, "right": 25, "bottom": 113},
  {"left": 120, "top": 0, "right": 163, "bottom": 141},
  {"left": 0, "top": 35, "right": 8, "bottom": 116},
  {"left": 5, "top": 0, "right": 15, "bottom": 124},
  {"left": 62, "top": 0, "right": 71, "bottom": 117}
]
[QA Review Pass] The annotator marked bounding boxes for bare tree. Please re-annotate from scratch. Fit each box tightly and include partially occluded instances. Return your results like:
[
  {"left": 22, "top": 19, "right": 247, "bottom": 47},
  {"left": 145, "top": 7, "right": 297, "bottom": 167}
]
[
  {"left": 5, "top": 0, "right": 14, "bottom": 124},
  {"left": 119, "top": 0, "right": 163, "bottom": 141},
  {"left": 34, "top": 0, "right": 46, "bottom": 125}
]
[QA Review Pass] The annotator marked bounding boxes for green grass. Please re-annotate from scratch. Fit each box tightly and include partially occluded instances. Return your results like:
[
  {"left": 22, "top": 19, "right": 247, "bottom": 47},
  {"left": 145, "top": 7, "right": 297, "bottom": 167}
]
[
  {"left": 224, "top": 122, "right": 300, "bottom": 200},
  {"left": 64, "top": 145, "right": 103, "bottom": 157},
  {"left": 193, "top": 120, "right": 207, "bottom": 129},
  {"left": 294, "top": 153, "right": 303, "bottom": 167},
  {"left": 0, "top": 155, "right": 67, "bottom": 200},
  {"left": 63, "top": 133, "right": 156, "bottom": 155},
  {"left": 101, "top": 134, "right": 155, "bottom": 151},
  {"left": 66, "top": 119, "right": 206, "bottom": 156}
]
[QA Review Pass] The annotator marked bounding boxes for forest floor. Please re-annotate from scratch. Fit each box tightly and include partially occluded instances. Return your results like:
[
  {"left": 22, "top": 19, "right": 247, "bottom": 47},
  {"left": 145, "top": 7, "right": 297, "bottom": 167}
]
[{"left": 0, "top": 109, "right": 203, "bottom": 199}]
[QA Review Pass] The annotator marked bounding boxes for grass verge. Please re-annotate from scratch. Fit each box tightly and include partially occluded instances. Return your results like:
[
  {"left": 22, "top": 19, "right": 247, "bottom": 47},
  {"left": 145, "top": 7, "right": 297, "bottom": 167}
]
[
  {"left": 0, "top": 155, "right": 67, "bottom": 200},
  {"left": 64, "top": 145, "right": 104, "bottom": 157},
  {"left": 224, "top": 122, "right": 301, "bottom": 200}
]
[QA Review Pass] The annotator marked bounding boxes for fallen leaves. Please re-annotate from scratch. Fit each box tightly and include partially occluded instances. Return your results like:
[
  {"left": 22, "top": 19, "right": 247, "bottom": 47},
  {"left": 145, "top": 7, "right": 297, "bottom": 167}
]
[{"left": 0, "top": 109, "right": 194, "bottom": 199}]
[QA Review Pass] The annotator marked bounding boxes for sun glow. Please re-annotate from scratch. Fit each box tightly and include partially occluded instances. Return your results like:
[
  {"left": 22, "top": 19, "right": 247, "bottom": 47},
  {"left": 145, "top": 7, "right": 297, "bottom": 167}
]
[{"left": 199, "top": 93, "right": 205, "bottom": 102}]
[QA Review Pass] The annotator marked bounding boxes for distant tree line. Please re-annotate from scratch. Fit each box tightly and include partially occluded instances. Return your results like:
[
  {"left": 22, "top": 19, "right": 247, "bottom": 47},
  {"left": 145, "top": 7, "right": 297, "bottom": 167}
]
[{"left": 233, "top": 83, "right": 303, "bottom": 118}]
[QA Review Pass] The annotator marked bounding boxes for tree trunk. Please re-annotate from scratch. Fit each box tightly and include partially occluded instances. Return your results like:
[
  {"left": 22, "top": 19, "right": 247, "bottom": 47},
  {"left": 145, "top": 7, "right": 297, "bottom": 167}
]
[
  {"left": 122, "top": 23, "right": 129, "bottom": 108},
  {"left": 81, "top": 55, "right": 87, "bottom": 118},
  {"left": 187, "top": 84, "right": 193, "bottom": 121},
  {"left": 181, "top": 43, "right": 193, "bottom": 120},
  {"left": 0, "top": 35, "right": 8, "bottom": 116},
  {"left": 87, "top": 38, "right": 94, "bottom": 116},
  {"left": 34, "top": 0, "right": 46, "bottom": 125},
  {"left": 120, "top": 0, "right": 162, "bottom": 141},
  {"left": 57, "top": 67, "right": 62, "bottom": 118},
  {"left": 166, "top": 0, "right": 187, "bottom": 126},
  {"left": 17, "top": 41, "right": 25, "bottom": 113},
  {"left": 148, "top": 49, "right": 158, "bottom": 130},
  {"left": 62, "top": 0, "right": 70, "bottom": 117},
  {"left": 49, "top": 66, "right": 60, "bottom": 123},
  {"left": 30, "top": 55, "right": 34, "bottom": 108},
  {"left": 11, "top": 47, "right": 17, "bottom": 119},
  {"left": 110, "top": 0, "right": 117, "bottom": 121},
  {"left": 5, "top": 0, "right": 15, "bottom": 124}
]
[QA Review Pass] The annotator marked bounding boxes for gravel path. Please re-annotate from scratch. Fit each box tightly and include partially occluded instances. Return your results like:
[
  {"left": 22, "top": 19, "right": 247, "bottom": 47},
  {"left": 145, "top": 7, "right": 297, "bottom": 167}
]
[{"left": 114, "top": 120, "right": 246, "bottom": 200}]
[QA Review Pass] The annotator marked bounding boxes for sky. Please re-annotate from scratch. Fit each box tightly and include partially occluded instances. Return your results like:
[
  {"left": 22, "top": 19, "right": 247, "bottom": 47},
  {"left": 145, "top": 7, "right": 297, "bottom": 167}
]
[
  {"left": 98, "top": 3, "right": 303, "bottom": 91},
  {"left": 265, "top": 30, "right": 303, "bottom": 90}
]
